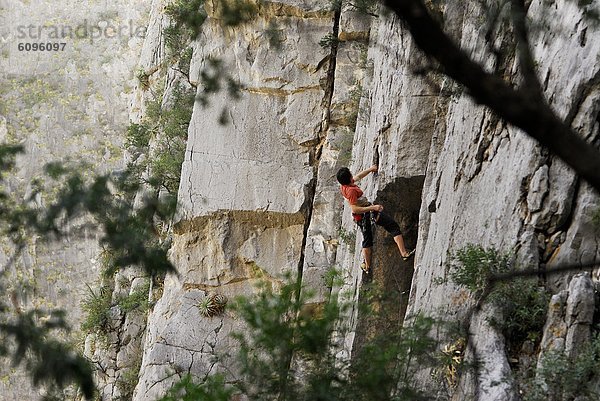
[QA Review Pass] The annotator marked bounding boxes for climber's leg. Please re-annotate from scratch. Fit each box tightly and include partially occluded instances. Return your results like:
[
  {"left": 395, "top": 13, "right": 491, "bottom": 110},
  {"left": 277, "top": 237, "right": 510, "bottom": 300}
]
[
  {"left": 358, "top": 214, "right": 374, "bottom": 272},
  {"left": 376, "top": 211, "right": 414, "bottom": 259}
]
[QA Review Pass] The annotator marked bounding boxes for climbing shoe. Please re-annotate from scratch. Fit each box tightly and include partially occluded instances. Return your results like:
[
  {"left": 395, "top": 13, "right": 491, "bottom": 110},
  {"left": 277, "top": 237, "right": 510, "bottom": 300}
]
[
  {"left": 360, "top": 260, "right": 370, "bottom": 273},
  {"left": 402, "top": 249, "right": 416, "bottom": 261}
]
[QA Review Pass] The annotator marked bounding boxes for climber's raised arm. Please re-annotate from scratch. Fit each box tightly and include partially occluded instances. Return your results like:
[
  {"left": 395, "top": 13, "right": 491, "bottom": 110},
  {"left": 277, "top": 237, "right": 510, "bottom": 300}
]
[{"left": 353, "top": 165, "right": 378, "bottom": 182}]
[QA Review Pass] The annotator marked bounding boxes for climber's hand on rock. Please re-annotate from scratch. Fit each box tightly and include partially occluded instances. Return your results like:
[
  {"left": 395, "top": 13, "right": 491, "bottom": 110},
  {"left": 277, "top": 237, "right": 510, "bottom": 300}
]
[{"left": 372, "top": 204, "right": 383, "bottom": 212}]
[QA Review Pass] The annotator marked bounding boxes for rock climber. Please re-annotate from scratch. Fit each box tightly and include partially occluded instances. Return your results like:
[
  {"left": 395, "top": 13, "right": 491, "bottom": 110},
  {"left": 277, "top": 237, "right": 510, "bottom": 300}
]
[{"left": 336, "top": 165, "right": 415, "bottom": 273}]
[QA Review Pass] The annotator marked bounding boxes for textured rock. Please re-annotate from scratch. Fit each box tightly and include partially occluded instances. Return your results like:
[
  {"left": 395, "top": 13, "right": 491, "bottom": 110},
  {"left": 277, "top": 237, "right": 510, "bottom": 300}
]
[
  {"left": 537, "top": 273, "right": 596, "bottom": 387},
  {"left": 122, "top": 0, "right": 600, "bottom": 398},
  {"left": 546, "top": 182, "right": 600, "bottom": 290},
  {"left": 332, "top": 6, "right": 443, "bottom": 361},
  {"left": 539, "top": 290, "right": 569, "bottom": 353},
  {"left": 564, "top": 273, "right": 595, "bottom": 358},
  {"left": 527, "top": 165, "right": 549, "bottom": 213},
  {"left": 467, "top": 306, "right": 518, "bottom": 401},
  {"left": 133, "top": 1, "right": 343, "bottom": 398},
  {"left": 176, "top": 1, "right": 333, "bottom": 220},
  {"left": 6, "top": 0, "right": 595, "bottom": 398},
  {"left": 301, "top": 6, "right": 373, "bottom": 303},
  {"left": 0, "top": 0, "right": 151, "bottom": 398},
  {"left": 384, "top": 0, "right": 599, "bottom": 398}
]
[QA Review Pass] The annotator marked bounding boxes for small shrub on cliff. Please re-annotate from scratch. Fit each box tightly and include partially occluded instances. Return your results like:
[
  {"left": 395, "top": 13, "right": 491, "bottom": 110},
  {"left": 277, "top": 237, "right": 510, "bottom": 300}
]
[
  {"left": 125, "top": 83, "right": 195, "bottom": 195},
  {"left": 150, "top": 84, "right": 195, "bottom": 194},
  {"left": 160, "top": 374, "right": 233, "bottom": 401},
  {"left": 80, "top": 284, "right": 113, "bottom": 335},
  {"left": 347, "top": 0, "right": 378, "bottom": 17},
  {"left": 164, "top": 0, "right": 207, "bottom": 55},
  {"left": 448, "top": 244, "right": 548, "bottom": 349},
  {"left": 447, "top": 244, "right": 510, "bottom": 293},
  {"left": 521, "top": 334, "right": 600, "bottom": 401},
  {"left": 125, "top": 123, "right": 151, "bottom": 153},
  {"left": 197, "top": 293, "right": 228, "bottom": 317},
  {"left": 488, "top": 278, "right": 549, "bottom": 346},
  {"left": 117, "top": 279, "right": 151, "bottom": 314},
  {"left": 319, "top": 32, "right": 339, "bottom": 49}
]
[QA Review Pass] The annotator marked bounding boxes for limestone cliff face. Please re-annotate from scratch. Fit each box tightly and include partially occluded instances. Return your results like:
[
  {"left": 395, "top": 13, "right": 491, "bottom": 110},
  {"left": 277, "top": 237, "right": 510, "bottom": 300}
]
[
  {"left": 3, "top": 0, "right": 598, "bottom": 396},
  {"left": 127, "top": 0, "right": 600, "bottom": 400},
  {"left": 131, "top": 1, "right": 373, "bottom": 398},
  {"left": 0, "top": 0, "right": 151, "bottom": 399},
  {"left": 340, "top": 1, "right": 600, "bottom": 399},
  {"left": 406, "top": 1, "right": 600, "bottom": 398}
]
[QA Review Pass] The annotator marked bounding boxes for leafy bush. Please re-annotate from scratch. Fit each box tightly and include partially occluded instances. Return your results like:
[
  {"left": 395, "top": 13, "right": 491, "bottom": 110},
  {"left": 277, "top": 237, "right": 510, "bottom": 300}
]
[
  {"left": 125, "top": 123, "right": 151, "bottom": 152},
  {"left": 159, "top": 374, "right": 233, "bottom": 401},
  {"left": 117, "top": 280, "right": 151, "bottom": 314},
  {"left": 216, "top": 0, "right": 258, "bottom": 27},
  {"left": 164, "top": 0, "right": 207, "bottom": 55},
  {"left": 447, "top": 244, "right": 510, "bottom": 293},
  {"left": 349, "top": 314, "right": 438, "bottom": 401},
  {"left": 0, "top": 309, "right": 95, "bottom": 399},
  {"left": 447, "top": 244, "right": 549, "bottom": 348},
  {"left": 346, "top": 0, "right": 378, "bottom": 16},
  {"left": 0, "top": 144, "right": 176, "bottom": 398},
  {"left": 522, "top": 335, "right": 600, "bottom": 401},
  {"left": 125, "top": 83, "right": 195, "bottom": 195},
  {"left": 488, "top": 278, "right": 549, "bottom": 345},
  {"left": 150, "top": 84, "right": 195, "bottom": 194}
]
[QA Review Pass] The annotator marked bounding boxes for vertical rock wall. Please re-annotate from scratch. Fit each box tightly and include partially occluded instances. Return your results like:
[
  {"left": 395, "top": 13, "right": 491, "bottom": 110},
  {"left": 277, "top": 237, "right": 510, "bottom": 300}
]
[
  {"left": 132, "top": 1, "right": 373, "bottom": 399},
  {"left": 83, "top": 0, "right": 191, "bottom": 398},
  {"left": 333, "top": 3, "right": 447, "bottom": 358},
  {"left": 122, "top": 0, "right": 600, "bottom": 400},
  {"left": 404, "top": 1, "right": 600, "bottom": 399}
]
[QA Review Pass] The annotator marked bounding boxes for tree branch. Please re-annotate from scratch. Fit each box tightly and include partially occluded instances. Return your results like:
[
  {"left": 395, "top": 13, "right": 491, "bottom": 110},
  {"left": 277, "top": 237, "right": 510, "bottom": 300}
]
[
  {"left": 382, "top": 0, "right": 600, "bottom": 192},
  {"left": 489, "top": 260, "right": 600, "bottom": 284}
]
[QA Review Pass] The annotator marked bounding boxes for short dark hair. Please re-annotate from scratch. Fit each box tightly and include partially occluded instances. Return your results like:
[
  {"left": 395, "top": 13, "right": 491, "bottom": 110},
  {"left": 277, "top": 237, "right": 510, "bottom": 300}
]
[{"left": 336, "top": 167, "right": 352, "bottom": 185}]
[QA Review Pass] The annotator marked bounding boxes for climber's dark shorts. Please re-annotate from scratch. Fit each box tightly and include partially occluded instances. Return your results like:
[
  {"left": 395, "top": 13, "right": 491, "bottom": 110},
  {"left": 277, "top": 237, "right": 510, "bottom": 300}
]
[{"left": 356, "top": 211, "right": 402, "bottom": 249}]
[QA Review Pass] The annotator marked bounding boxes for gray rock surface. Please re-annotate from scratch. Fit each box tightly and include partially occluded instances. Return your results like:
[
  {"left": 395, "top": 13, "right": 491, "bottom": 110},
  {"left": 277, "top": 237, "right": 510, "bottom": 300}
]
[
  {"left": 469, "top": 306, "right": 518, "bottom": 401},
  {"left": 360, "top": 0, "right": 600, "bottom": 399},
  {"left": 564, "top": 273, "right": 595, "bottom": 358},
  {"left": 133, "top": 0, "right": 600, "bottom": 399},
  {"left": 537, "top": 273, "right": 596, "bottom": 395},
  {"left": 3, "top": 0, "right": 600, "bottom": 399},
  {"left": 0, "top": 0, "right": 151, "bottom": 398},
  {"left": 176, "top": 1, "right": 332, "bottom": 220},
  {"left": 133, "top": 1, "right": 344, "bottom": 398}
]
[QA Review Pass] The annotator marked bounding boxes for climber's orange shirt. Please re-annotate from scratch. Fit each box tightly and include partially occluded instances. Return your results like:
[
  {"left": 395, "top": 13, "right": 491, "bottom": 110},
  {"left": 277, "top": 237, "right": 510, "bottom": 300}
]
[
  {"left": 340, "top": 182, "right": 363, "bottom": 205},
  {"left": 341, "top": 184, "right": 363, "bottom": 205}
]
